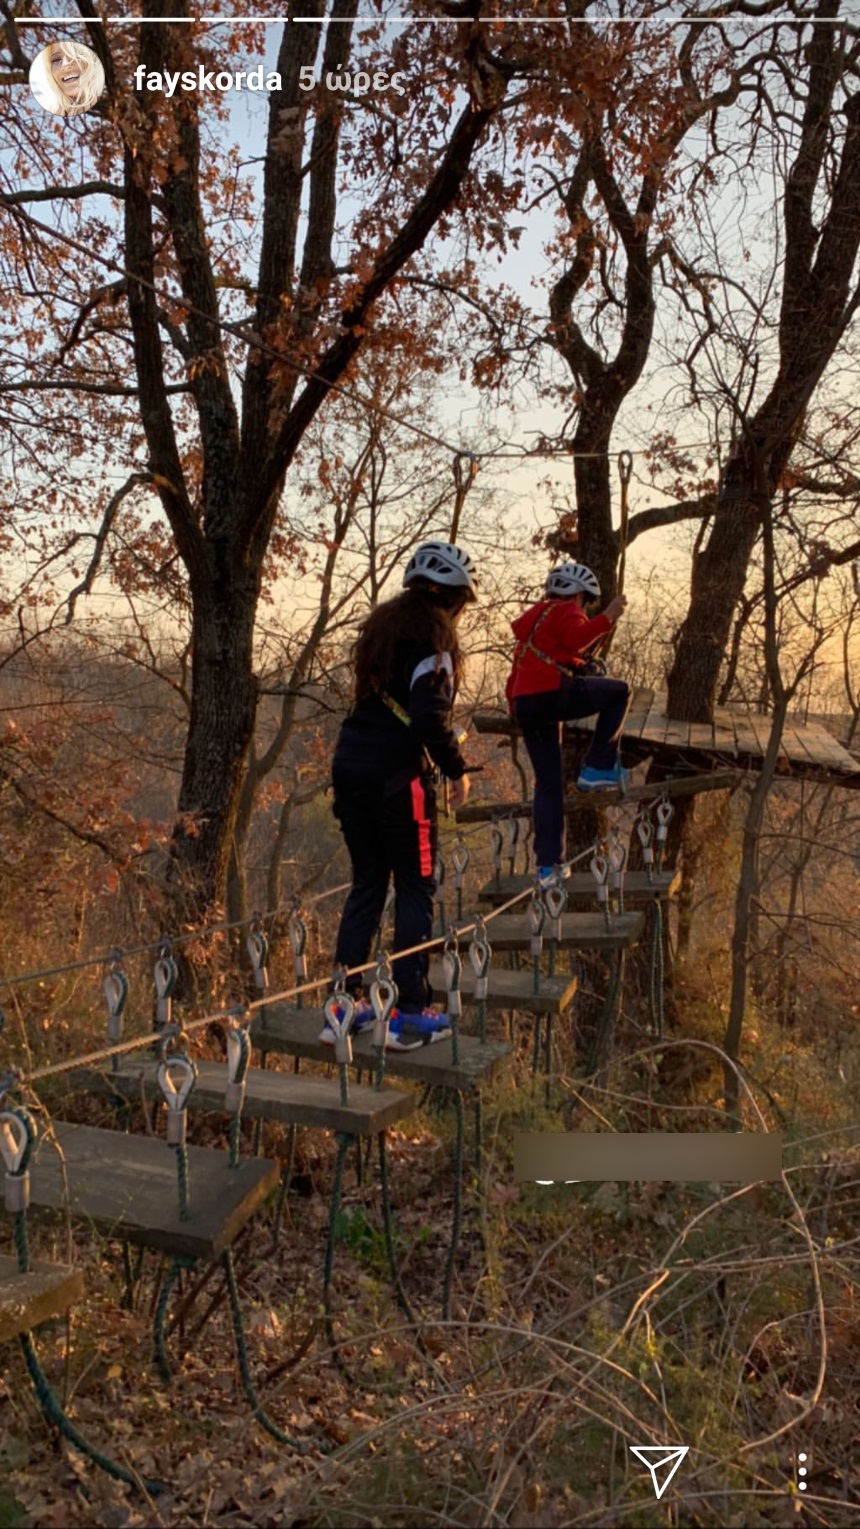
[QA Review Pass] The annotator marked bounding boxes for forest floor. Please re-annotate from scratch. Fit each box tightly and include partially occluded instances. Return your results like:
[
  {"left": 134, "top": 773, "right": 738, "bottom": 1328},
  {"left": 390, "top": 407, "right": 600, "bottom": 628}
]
[{"left": 2, "top": 957, "right": 859, "bottom": 1528}]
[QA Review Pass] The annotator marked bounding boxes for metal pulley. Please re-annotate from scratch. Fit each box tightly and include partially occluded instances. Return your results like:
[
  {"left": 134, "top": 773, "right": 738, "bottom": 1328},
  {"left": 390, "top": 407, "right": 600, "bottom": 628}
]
[
  {"left": 247, "top": 914, "right": 270, "bottom": 993},
  {"left": 637, "top": 816, "right": 655, "bottom": 867},
  {"left": 529, "top": 889, "right": 545, "bottom": 956},
  {"left": 370, "top": 953, "right": 398, "bottom": 1050},
  {"left": 442, "top": 931, "right": 463, "bottom": 1020},
  {"left": 468, "top": 916, "right": 492, "bottom": 1002},
  {"left": 452, "top": 836, "right": 470, "bottom": 889},
  {"left": 590, "top": 852, "right": 611, "bottom": 906},
  {"left": 490, "top": 819, "right": 504, "bottom": 879},
  {"left": 608, "top": 830, "right": 627, "bottom": 893},
  {"left": 544, "top": 882, "right": 567, "bottom": 939},
  {"left": 656, "top": 796, "right": 674, "bottom": 845},
  {"left": 156, "top": 1037, "right": 197, "bottom": 1148},
  {"left": 154, "top": 941, "right": 178, "bottom": 1033},
  {"left": 225, "top": 1011, "right": 251, "bottom": 1115},
  {"left": 103, "top": 951, "right": 129, "bottom": 1044},
  {"left": 322, "top": 987, "right": 355, "bottom": 1067},
  {"left": 0, "top": 1105, "right": 35, "bottom": 1215}
]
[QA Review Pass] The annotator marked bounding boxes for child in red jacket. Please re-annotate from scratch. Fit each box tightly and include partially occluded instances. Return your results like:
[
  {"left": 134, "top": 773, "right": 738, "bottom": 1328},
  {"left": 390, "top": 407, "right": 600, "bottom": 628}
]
[{"left": 506, "top": 562, "right": 630, "bottom": 881}]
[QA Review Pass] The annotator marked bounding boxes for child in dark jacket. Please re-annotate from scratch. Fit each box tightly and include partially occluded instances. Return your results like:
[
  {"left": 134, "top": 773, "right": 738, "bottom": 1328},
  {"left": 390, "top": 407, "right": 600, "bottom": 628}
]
[
  {"left": 506, "top": 562, "right": 630, "bottom": 882},
  {"left": 324, "top": 541, "right": 476, "bottom": 1050}
]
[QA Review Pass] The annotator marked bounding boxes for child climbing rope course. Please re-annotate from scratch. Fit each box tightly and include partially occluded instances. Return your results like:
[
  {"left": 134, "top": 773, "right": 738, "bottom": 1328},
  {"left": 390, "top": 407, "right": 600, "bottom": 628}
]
[
  {"left": 506, "top": 561, "right": 630, "bottom": 885},
  {"left": 323, "top": 541, "right": 476, "bottom": 1050}
]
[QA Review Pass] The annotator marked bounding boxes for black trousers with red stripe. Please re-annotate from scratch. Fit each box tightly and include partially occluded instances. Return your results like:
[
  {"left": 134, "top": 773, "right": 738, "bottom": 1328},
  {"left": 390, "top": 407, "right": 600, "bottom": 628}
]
[{"left": 332, "top": 771, "right": 437, "bottom": 1013}]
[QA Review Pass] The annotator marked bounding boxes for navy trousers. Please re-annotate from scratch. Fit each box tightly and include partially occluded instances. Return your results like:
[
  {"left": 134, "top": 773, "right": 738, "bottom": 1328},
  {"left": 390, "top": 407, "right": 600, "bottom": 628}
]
[
  {"left": 332, "top": 772, "right": 437, "bottom": 1013},
  {"left": 514, "top": 676, "right": 631, "bottom": 867}
]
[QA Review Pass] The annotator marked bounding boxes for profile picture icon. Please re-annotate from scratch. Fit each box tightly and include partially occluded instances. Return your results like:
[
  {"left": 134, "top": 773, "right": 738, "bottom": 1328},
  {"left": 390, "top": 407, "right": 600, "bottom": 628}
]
[{"left": 29, "top": 40, "right": 106, "bottom": 116}]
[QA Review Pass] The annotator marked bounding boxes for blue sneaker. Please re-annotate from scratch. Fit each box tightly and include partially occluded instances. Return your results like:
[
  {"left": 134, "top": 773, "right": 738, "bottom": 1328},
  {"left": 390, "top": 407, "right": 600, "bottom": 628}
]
[
  {"left": 319, "top": 998, "right": 373, "bottom": 1046},
  {"left": 386, "top": 1008, "right": 453, "bottom": 1051},
  {"left": 576, "top": 764, "right": 630, "bottom": 793}
]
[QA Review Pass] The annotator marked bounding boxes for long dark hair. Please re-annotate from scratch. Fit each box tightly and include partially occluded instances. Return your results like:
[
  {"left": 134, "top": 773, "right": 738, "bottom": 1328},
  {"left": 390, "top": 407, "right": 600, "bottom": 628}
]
[{"left": 354, "top": 582, "right": 466, "bottom": 703}]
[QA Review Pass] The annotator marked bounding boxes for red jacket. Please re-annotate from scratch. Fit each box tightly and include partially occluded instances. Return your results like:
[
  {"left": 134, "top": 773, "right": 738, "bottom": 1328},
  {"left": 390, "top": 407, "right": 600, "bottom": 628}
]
[{"left": 506, "top": 599, "right": 613, "bottom": 706}]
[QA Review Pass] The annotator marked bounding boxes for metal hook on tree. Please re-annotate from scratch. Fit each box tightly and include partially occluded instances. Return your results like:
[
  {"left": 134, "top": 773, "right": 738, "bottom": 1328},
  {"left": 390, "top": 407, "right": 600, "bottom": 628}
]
[{"left": 450, "top": 452, "right": 478, "bottom": 542}]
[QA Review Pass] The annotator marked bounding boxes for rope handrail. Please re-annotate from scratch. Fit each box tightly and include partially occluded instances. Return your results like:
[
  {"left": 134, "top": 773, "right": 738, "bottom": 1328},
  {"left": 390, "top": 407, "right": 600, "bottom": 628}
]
[
  {"left": 0, "top": 881, "right": 352, "bottom": 992},
  {"left": 7, "top": 844, "right": 599, "bottom": 1090}
]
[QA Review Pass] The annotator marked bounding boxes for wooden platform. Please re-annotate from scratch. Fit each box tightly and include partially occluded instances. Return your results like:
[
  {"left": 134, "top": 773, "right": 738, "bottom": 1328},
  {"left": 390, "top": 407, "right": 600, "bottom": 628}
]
[
  {"left": 80, "top": 1059, "right": 415, "bottom": 1137},
  {"left": 252, "top": 1005, "right": 512, "bottom": 1092},
  {"left": 0, "top": 1255, "right": 84, "bottom": 1343},
  {"left": 481, "top": 911, "right": 644, "bottom": 952},
  {"left": 27, "top": 1123, "right": 279, "bottom": 1261},
  {"left": 456, "top": 771, "right": 739, "bottom": 823},
  {"left": 480, "top": 870, "right": 680, "bottom": 907},
  {"left": 474, "top": 690, "right": 860, "bottom": 788},
  {"left": 428, "top": 962, "right": 577, "bottom": 1015}
]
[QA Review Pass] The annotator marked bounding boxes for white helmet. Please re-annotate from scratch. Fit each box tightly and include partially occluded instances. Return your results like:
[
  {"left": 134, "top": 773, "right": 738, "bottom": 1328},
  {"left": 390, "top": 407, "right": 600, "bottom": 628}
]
[
  {"left": 403, "top": 541, "right": 478, "bottom": 598},
  {"left": 545, "top": 561, "right": 601, "bottom": 600}
]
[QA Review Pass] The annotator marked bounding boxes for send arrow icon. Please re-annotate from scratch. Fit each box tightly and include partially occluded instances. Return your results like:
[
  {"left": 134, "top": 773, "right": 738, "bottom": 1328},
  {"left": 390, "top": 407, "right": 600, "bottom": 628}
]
[{"left": 629, "top": 1445, "right": 689, "bottom": 1499}]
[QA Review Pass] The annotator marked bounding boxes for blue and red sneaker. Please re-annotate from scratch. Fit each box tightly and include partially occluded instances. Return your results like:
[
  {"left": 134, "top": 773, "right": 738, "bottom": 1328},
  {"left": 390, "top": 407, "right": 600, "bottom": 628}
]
[{"left": 385, "top": 1008, "right": 453, "bottom": 1051}]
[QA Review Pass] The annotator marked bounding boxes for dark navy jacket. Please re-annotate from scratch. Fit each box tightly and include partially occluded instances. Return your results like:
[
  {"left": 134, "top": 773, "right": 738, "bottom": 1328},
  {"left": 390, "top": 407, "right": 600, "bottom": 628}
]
[{"left": 333, "top": 639, "right": 466, "bottom": 790}]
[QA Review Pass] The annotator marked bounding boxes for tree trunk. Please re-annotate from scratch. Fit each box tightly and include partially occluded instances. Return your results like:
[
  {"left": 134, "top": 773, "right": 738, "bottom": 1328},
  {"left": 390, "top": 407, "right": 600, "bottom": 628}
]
[
  {"left": 666, "top": 463, "right": 762, "bottom": 721},
  {"left": 169, "top": 567, "right": 259, "bottom": 915},
  {"left": 571, "top": 408, "right": 618, "bottom": 601}
]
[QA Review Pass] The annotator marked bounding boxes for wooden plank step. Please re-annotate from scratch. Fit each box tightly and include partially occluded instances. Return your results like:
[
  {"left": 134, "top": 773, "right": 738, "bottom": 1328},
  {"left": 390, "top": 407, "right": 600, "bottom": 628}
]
[
  {"left": 480, "top": 869, "right": 681, "bottom": 907},
  {"left": 0, "top": 1256, "right": 84, "bottom": 1344},
  {"left": 712, "top": 704, "right": 739, "bottom": 757},
  {"left": 252, "top": 1006, "right": 511, "bottom": 1093},
  {"left": 428, "top": 961, "right": 576, "bottom": 1015},
  {"left": 27, "top": 1123, "right": 279, "bottom": 1262},
  {"left": 482, "top": 911, "right": 644, "bottom": 952},
  {"left": 81, "top": 1059, "right": 414, "bottom": 1137},
  {"left": 455, "top": 771, "right": 740, "bottom": 823},
  {"left": 792, "top": 717, "right": 860, "bottom": 772}
]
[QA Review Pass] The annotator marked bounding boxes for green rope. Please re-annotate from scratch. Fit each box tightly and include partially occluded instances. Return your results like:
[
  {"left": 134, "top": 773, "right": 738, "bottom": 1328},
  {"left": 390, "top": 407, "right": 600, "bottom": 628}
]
[
  {"left": 270, "top": 1120, "right": 298, "bottom": 1248},
  {"left": 651, "top": 900, "right": 665, "bottom": 1039},
  {"left": 222, "top": 1248, "right": 307, "bottom": 1448},
  {"left": 531, "top": 1013, "right": 543, "bottom": 1077},
  {"left": 441, "top": 1091, "right": 465, "bottom": 1321},
  {"left": 323, "top": 1133, "right": 351, "bottom": 1355},
  {"left": 548, "top": 943, "right": 556, "bottom": 977},
  {"left": 121, "top": 1242, "right": 135, "bottom": 1309},
  {"left": 252, "top": 1049, "right": 268, "bottom": 1156},
  {"left": 13, "top": 1208, "right": 28, "bottom": 1274},
  {"left": 152, "top": 1257, "right": 185, "bottom": 1382},
  {"left": 532, "top": 955, "right": 541, "bottom": 995},
  {"left": 175, "top": 1143, "right": 191, "bottom": 1221},
  {"left": 19, "top": 1331, "right": 165, "bottom": 1493},
  {"left": 378, "top": 1132, "right": 418, "bottom": 1326},
  {"left": 339, "top": 1064, "right": 349, "bottom": 1107},
  {"left": 544, "top": 1012, "right": 554, "bottom": 1105},
  {"left": 477, "top": 997, "right": 487, "bottom": 1045},
  {"left": 473, "top": 1094, "right": 483, "bottom": 1174},
  {"left": 229, "top": 1112, "right": 242, "bottom": 1170}
]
